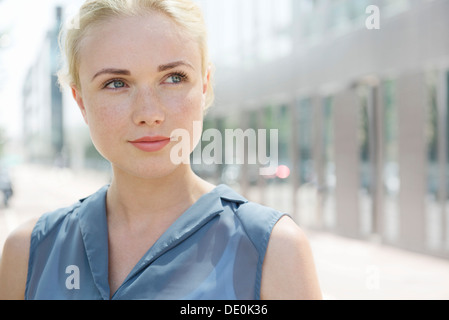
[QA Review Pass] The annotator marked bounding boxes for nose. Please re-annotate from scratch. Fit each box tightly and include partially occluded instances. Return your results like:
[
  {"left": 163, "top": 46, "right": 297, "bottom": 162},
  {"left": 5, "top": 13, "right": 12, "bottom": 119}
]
[{"left": 132, "top": 87, "right": 165, "bottom": 127}]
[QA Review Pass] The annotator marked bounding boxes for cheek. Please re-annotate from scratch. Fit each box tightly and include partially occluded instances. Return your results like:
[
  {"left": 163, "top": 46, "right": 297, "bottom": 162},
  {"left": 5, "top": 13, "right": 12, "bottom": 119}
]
[
  {"left": 169, "top": 93, "right": 204, "bottom": 147},
  {"left": 171, "top": 87, "right": 204, "bottom": 120},
  {"left": 83, "top": 98, "right": 129, "bottom": 151},
  {"left": 84, "top": 94, "right": 128, "bottom": 127},
  {"left": 177, "top": 92, "right": 204, "bottom": 150}
]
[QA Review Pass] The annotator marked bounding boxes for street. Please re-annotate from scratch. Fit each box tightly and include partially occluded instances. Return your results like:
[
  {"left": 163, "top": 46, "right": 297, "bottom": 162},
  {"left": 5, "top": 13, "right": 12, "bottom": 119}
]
[{"left": 1, "top": 164, "right": 449, "bottom": 300}]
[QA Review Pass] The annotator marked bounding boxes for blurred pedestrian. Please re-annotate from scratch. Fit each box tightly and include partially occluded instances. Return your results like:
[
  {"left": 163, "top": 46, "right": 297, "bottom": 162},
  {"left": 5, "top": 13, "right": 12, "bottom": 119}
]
[{"left": 0, "top": 166, "right": 13, "bottom": 207}]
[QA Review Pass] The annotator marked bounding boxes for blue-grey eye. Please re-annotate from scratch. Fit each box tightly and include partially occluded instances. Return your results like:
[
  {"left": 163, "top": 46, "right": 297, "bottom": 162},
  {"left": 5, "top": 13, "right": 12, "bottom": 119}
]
[
  {"left": 105, "top": 80, "right": 126, "bottom": 89},
  {"left": 166, "top": 75, "right": 183, "bottom": 84}
]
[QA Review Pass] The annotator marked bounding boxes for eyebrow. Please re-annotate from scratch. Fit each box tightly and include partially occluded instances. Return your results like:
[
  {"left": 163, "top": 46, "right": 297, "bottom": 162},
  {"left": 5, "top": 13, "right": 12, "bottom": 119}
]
[
  {"left": 158, "top": 60, "right": 194, "bottom": 72},
  {"left": 91, "top": 61, "right": 194, "bottom": 81},
  {"left": 92, "top": 68, "right": 131, "bottom": 81}
]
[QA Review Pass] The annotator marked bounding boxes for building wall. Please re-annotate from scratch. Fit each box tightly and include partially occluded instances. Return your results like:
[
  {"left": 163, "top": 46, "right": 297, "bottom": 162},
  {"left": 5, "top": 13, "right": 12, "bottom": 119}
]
[{"left": 198, "top": 0, "right": 449, "bottom": 257}]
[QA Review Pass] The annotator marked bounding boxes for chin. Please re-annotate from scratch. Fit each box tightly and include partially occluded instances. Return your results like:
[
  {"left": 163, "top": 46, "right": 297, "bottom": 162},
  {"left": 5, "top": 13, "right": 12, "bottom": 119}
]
[
  {"left": 112, "top": 158, "right": 190, "bottom": 181},
  {"left": 102, "top": 142, "right": 193, "bottom": 181}
]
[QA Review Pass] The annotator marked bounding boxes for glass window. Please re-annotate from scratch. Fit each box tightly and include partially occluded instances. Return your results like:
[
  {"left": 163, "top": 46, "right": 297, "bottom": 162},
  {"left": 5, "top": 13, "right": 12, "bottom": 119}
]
[
  {"left": 278, "top": 104, "right": 291, "bottom": 167},
  {"left": 357, "top": 85, "right": 374, "bottom": 235},
  {"left": 217, "top": 115, "right": 240, "bottom": 187},
  {"left": 446, "top": 72, "right": 449, "bottom": 202},
  {"left": 261, "top": 105, "right": 292, "bottom": 213},
  {"left": 383, "top": 0, "right": 411, "bottom": 18},
  {"left": 322, "top": 96, "right": 336, "bottom": 229},
  {"left": 347, "top": 0, "right": 371, "bottom": 21},
  {"left": 297, "top": 98, "right": 314, "bottom": 185},
  {"left": 358, "top": 87, "right": 371, "bottom": 190},
  {"left": 383, "top": 79, "right": 400, "bottom": 241},
  {"left": 425, "top": 71, "right": 441, "bottom": 249},
  {"left": 426, "top": 72, "right": 439, "bottom": 198},
  {"left": 260, "top": 104, "right": 283, "bottom": 176},
  {"left": 445, "top": 71, "right": 449, "bottom": 250}
]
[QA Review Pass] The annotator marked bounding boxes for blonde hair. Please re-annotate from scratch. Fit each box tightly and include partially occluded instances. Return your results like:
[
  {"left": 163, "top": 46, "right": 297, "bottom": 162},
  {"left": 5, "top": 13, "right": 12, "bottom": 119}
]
[{"left": 58, "top": 0, "right": 214, "bottom": 110}]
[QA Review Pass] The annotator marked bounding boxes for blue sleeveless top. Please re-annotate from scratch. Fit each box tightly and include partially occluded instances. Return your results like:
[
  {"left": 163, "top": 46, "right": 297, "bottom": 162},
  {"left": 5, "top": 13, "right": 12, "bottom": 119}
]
[{"left": 25, "top": 184, "right": 286, "bottom": 300}]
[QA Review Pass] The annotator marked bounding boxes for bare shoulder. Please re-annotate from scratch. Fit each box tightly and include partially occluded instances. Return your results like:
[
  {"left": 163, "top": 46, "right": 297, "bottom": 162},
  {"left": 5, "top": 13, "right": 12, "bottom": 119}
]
[
  {"left": 0, "top": 218, "right": 38, "bottom": 300},
  {"left": 260, "top": 216, "right": 322, "bottom": 300}
]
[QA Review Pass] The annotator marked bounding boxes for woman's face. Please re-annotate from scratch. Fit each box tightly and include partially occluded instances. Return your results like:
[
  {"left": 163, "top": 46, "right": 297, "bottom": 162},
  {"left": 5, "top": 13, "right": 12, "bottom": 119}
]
[{"left": 72, "top": 11, "right": 209, "bottom": 179}]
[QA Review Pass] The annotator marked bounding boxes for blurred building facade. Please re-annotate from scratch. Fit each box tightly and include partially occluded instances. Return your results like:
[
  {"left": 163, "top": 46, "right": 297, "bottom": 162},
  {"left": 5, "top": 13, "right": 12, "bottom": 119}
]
[
  {"left": 197, "top": 0, "right": 449, "bottom": 258},
  {"left": 10, "top": 0, "right": 449, "bottom": 258},
  {"left": 22, "top": 7, "right": 63, "bottom": 165},
  {"left": 20, "top": 3, "right": 108, "bottom": 171}
]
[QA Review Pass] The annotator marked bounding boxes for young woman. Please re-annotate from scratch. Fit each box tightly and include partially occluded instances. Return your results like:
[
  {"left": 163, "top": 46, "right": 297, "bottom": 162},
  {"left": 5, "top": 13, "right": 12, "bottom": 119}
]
[{"left": 0, "top": 0, "right": 322, "bottom": 300}]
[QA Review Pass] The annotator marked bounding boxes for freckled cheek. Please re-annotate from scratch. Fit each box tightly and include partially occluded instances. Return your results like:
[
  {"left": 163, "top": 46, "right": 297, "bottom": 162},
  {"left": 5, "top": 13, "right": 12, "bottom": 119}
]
[
  {"left": 169, "top": 93, "right": 204, "bottom": 150},
  {"left": 167, "top": 90, "right": 204, "bottom": 121},
  {"left": 86, "top": 93, "right": 128, "bottom": 120},
  {"left": 84, "top": 98, "right": 130, "bottom": 142}
]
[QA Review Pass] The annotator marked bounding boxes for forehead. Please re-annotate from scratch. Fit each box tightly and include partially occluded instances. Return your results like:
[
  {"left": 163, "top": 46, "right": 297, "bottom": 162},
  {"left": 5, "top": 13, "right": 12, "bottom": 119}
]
[{"left": 78, "top": 11, "right": 201, "bottom": 77}]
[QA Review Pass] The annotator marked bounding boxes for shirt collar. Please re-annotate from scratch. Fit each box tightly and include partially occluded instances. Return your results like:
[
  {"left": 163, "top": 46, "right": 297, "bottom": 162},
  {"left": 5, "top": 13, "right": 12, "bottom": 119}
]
[
  {"left": 76, "top": 184, "right": 246, "bottom": 299},
  {"left": 213, "top": 184, "right": 248, "bottom": 204},
  {"left": 77, "top": 185, "right": 110, "bottom": 300}
]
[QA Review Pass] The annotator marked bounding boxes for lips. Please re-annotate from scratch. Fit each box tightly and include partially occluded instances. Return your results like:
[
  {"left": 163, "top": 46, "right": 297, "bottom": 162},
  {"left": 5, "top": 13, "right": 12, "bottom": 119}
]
[{"left": 129, "top": 136, "right": 171, "bottom": 152}]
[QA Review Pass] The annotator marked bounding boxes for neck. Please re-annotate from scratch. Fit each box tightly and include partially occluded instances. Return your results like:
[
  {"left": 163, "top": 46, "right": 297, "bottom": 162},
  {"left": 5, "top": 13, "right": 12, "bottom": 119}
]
[{"left": 106, "top": 164, "right": 214, "bottom": 228}]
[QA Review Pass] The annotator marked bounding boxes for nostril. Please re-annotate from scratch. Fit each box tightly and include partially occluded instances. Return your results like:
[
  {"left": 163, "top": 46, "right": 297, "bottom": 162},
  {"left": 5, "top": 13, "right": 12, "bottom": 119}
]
[{"left": 138, "top": 118, "right": 163, "bottom": 127}]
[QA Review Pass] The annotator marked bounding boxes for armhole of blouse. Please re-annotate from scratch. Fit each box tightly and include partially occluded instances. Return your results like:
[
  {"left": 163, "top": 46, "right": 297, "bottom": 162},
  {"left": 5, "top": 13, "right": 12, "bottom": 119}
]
[
  {"left": 234, "top": 202, "right": 288, "bottom": 300},
  {"left": 24, "top": 205, "right": 76, "bottom": 299},
  {"left": 24, "top": 215, "right": 45, "bottom": 299},
  {"left": 255, "top": 211, "right": 288, "bottom": 300}
]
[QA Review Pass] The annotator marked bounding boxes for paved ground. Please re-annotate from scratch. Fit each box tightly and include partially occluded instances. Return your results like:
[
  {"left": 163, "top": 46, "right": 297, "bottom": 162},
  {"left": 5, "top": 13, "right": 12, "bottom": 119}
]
[
  {"left": 1, "top": 164, "right": 449, "bottom": 300},
  {"left": 0, "top": 164, "right": 111, "bottom": 254},
  {"left": 308, "top": 231, "right": 449, "bottom": 299}
]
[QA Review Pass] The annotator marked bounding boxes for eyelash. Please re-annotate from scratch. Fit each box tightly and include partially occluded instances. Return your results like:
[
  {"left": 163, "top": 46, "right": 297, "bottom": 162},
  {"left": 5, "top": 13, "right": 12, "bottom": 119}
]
[
  {"left": 101, "top": 71, "right": 189, "bottom": 90},
  {"left": 102, "top": 79, "right": 127, "bottom": 90},
  {"left": 166, "top": 71, "right": 189, "bottom": 84}
]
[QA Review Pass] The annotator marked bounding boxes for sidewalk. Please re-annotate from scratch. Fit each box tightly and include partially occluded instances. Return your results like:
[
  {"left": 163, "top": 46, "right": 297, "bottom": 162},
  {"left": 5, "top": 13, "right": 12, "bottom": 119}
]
[
  {"left": 1, "top": 164, "right": 449, "bottom": 300},
  {"left": 0, "top": 164, "right": 111, "bottom": 254},
  {"left": 308, "top": 231, "right": 449, "bottom": 300}
]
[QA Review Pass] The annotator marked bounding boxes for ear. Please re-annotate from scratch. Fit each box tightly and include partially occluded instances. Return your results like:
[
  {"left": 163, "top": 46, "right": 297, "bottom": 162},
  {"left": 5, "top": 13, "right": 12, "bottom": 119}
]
[
  {"left": 71, "top": 85, "right": 88, "bottom": 125},
  {"left": 202, "top": 64, "right": 211, "bottom": 95},
  {"left": 201, "top": 65, "right": 212, "bottom": 111}
]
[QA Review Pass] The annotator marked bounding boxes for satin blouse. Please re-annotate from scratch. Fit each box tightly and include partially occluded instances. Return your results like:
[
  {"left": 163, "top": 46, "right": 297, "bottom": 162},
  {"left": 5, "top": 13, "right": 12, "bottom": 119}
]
[{"left": 25, "top": 184, "right": 286, "bottom": 300}]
